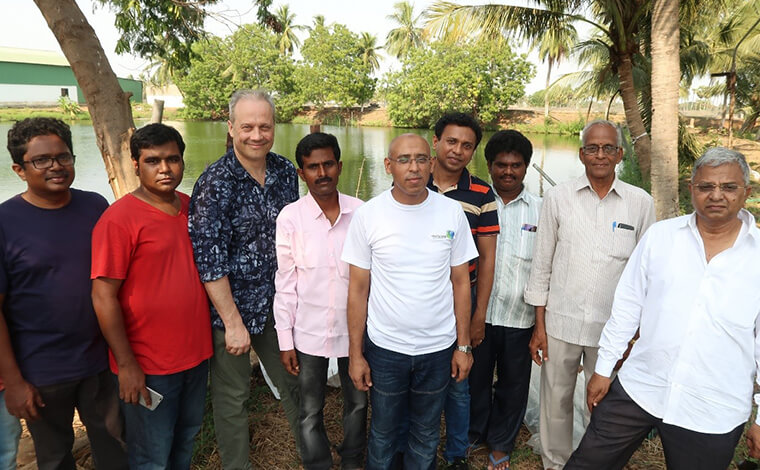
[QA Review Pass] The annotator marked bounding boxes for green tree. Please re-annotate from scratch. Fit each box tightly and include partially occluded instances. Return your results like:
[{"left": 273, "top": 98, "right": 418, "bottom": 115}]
[
  {"left": 385, "top": 1, "right": 425, "bottom": 59},
  {"left": 274, "top": 4, "right": 305, "bottom": 55},
  {"left": 34, "top": 0, "right": 217, "bottom": 197},
  {"left": 176, "top": 24, "right": 301, "bottom": 121},
  {"left": 297, "top": 23, "right": 376, "bottom": 111},
  {"left": 384, "top": 39, "right": 534, "bottom": 128},
  {"left": 359, "top": 32, "right": 382, "bottom": 74}
]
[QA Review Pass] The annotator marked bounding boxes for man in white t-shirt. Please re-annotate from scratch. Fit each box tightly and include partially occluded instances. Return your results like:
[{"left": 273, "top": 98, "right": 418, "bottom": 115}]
[{"left": 342, "top": 133, "right": 479, "bottom": 470}]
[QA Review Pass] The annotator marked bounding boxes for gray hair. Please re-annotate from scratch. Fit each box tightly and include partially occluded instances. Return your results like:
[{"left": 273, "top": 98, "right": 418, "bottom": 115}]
[
  {"left": 581, "top": 119, "right": 623, "bottom": 148},
  {"left": 228, "top": 89, "right": 276, "bottom": 122},
  {"left": 691, "top": 147, "right": 750, "bottom": 185}
]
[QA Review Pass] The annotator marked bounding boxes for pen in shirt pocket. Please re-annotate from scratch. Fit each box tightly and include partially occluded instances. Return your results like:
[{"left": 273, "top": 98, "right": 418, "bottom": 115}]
[{"left": 612, "top": 221, "right": 635, "bottom": 232}]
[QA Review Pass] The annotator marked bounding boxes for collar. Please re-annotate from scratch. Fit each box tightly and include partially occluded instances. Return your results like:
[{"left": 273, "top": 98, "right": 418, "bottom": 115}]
[
  {"left": 303, "top": 191, "right": 355, "bottom": 220},
  {"left": 224, "top": 150, "right": 283, "bottom": 182},
  {"left": 493, "top": 184, "right": 530, "bottom": 207},
  {"left": 574, "top": 173, "right": 622, "bottom": 198},
  {"left": 428, "top": 167, "right": 472, "bottom": 193},
  {"left": 685, "top": 209, "right": 760, "bottom": 243}
]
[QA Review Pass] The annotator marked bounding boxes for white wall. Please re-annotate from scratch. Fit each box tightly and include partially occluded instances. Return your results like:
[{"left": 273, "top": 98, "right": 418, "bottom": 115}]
[{"left": 0, "top": 84, "right": 77, "bottom": 106}]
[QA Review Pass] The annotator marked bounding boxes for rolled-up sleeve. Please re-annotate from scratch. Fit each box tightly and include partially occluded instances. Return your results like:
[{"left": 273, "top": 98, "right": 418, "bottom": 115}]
[{"left": 189, "top": 173, "right": 232, "bottom": 283}]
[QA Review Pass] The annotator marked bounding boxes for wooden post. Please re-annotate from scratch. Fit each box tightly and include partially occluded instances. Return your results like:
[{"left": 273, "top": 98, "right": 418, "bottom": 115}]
[{"left": 151, "top": 99, "right": 165, "bottom": 124}]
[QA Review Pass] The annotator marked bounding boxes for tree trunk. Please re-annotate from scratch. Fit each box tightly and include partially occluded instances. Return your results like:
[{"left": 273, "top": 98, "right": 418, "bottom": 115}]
[
  {"left": 650, "top": 0, "right": 680, "bottom": 220},
  {"left": 151, "top": 100, "right": 165, "bottom": 124},
  {"left": 617, "top": 53, "right": 653, "bottom": 181},
  {"left": 544, "top": 58, "right": 553, "bottom": 120},
  {"left": 34, "top": 0, "right": 138, "bottom": 199}
]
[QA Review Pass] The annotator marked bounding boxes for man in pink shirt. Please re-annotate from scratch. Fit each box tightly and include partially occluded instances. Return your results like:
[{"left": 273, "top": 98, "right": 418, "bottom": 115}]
[{"left": 274, "top": 132, "right": 367, "bottom": 470}]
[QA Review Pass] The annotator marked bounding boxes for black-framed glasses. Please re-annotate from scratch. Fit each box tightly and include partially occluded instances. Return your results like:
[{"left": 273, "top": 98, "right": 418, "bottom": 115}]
[
  {"left": 693, "top": 182, "right": 745, "bottom": 194},
  {"left": 22, "top": 153, "right": 76, "bottom": 169},
  {"left": 389, "top": 156, "right": 431, "bottom": 165},
  {"left": 581, "top": 144, "right": 619, "bottom": 156}
]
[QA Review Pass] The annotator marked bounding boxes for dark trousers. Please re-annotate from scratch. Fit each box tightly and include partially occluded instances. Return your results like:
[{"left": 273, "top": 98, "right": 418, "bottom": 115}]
[
  {"left": 566, "top": 378, "right": 744, "bottom": 470},
  {"left": 296, "top": 351, "right": 367, "bottom": 470},
  {"left": 469, "top": 324, "right": 533, "bottom": 454},
  {"left": 26, "top": 370, "right": 127, "bottom": 470}
]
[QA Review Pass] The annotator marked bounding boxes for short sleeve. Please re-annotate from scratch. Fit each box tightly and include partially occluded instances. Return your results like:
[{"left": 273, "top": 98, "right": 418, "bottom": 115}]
[
  {"left": 476, "top": 188, "right": 500, "bottom": 237},
  {"left": 450, "top": 208, "right": 479, "bottom": 267},
  {"left": 341, "top": 208, "right": 371, "bottom": 270},
  {"left": 91, "top": 208, "right": 133, "bottom": 280}
]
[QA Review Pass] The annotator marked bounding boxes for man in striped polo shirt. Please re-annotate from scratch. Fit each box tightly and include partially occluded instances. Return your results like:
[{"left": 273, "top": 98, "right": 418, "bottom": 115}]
[{"left": 428, "top": 112, "right": 499, "bottom": 469}]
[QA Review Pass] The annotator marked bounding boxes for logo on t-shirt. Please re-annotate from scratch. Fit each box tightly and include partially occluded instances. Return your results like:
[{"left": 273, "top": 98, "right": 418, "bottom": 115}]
[{"left": 431, "top": 230, "right": 455, "bottom": 240}]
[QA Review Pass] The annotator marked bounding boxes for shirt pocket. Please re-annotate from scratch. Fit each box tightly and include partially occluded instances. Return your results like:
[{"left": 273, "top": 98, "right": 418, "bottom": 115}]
[
  {"left": 516, "top": 229, "right": 536, "bottom": 261},
  {"left": 610, "top": 228, "right": 637, "bottom": 259}
]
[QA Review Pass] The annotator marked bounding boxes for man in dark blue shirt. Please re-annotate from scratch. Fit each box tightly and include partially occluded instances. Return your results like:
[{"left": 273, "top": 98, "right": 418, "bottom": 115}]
[
  {"left": 0, "top": 118, "right": 127, "bottom": 470},
  {"left": 189, "top": 89, "right": 301, "bottom": 469}
]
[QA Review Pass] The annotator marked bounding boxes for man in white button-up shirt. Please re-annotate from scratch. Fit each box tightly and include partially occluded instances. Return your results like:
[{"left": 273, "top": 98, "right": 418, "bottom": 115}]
[
  {"left": 524, "top": 120, "right": 655, "bottom": 469},
  {"left": 566, "top": 147, "right": 760, "bottom": 469}
]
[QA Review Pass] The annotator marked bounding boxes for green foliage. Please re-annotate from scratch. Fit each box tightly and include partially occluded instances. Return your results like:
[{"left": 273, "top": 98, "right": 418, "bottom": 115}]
[
  {"left": 384, "top": 39, "right": 534, "bottom": 128},
  {"left": 57, "top": 96, "right": 83, "bottom": 119},
  {"left": 297, "top": 24, "right": 376, "bottom": 111},
  {"left": 175, "top": 24, "right": 300, "bottom": 121},
  {"left": 385, "top": 1, "right": 425, "bottom": 59},
  {"left": 94, "top": 0, "right": 218, "bottom": 72}
]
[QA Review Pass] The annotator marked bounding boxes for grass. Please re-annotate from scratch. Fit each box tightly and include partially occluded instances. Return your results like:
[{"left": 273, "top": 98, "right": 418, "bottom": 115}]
[
  {"left": 0, "top": 103, "right": 180, "bottom": 123},
  {"left": 183, "top": 368, "right": 757, "bottom": 469}
]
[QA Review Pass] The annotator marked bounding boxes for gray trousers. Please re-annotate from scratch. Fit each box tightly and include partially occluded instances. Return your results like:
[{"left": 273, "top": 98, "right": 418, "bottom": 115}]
[
  {"left": 210, "top": 317, "right": 301, "bottom": 470},
  {"left": 566, "top": 378, "right": 744, "bottom": 470},
  {"left": 539, "top": 335, "right": 598, "bottom": 470},
  {"left": 296, "top": 351, "right": 367, "bottom": 470}
]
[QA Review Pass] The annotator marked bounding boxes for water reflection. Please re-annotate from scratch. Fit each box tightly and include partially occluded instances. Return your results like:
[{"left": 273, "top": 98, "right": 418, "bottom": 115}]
[{"left": 0, "top": 122, "right": 585, "bottom": 203}]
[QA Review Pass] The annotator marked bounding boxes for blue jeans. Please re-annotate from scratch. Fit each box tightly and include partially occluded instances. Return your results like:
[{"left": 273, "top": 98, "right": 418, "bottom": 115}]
[
  {"left": 364, "top": 337, "right": 452, "bottom": 470},
  {"left": 118, "top": 361, "right": 208, "bottom": 470},
  {"left": 0, "top": 390, "right": 21, "bottom": 470},
  {"left": 442, "top": 377, "right": 470, "bottom": 462},
  {"left": 297, "top": 352, "right": 367, "bottom": 470}
]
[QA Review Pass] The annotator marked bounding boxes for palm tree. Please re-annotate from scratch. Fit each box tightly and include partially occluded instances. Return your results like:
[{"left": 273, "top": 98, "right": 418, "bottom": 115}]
[
  {"left": 535, "top": 15, "right": 578, "bottom": 119},
  {"left": 359, "top": 32, "right": 382, "bottom": 73},
  {"left": 385, "top": 1, "right": 425, "bottom": 59},
  {"left": 274, "top": 4, "right": 304, "bottom": 55},
  {"left": 424, "top": 0, "right": 653, "bottom": 178},
  {"left": 650, "top": 0, "right": 681, "bottom": 219}
]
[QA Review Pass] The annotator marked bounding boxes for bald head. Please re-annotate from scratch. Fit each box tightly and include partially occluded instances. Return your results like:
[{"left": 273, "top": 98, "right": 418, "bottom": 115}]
[{"left": 389, "top": 133, "right": 430, "bottom": 159}]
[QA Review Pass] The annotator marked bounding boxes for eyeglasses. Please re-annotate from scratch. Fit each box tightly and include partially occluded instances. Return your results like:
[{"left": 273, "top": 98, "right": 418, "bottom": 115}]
[
  {"left": 22, "top": 153, "right": 76, "bottom": 169},
  {"left": 581, "top": 144, "right": 619, "bottom": 156},
  {"left": 389, "top": 156, "right": 431, "bottom": 165},
  {"left": 693, "top": 182, "right": 746, "bottom": 194}
]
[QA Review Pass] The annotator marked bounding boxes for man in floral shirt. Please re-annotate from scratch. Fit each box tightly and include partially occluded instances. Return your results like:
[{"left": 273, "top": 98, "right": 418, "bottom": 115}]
[{"left": 189, "top": 89, "right": 300, "bottom": 469}]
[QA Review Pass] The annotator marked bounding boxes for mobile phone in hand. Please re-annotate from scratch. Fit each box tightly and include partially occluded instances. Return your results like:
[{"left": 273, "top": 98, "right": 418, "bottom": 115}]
[{"left": 138, "top": 386, "right": 163, "bottom": 411}]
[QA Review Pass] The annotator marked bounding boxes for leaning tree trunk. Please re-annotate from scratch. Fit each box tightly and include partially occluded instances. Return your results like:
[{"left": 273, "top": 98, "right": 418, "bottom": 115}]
[
  {"left": 617, "top": 53, "right": 653, "bottom": 182},
  {"left": 34, "top": 0, "right": 138, "bottom": 199},
  {"left": 650, "top": 0, "right": 680, "bottom": 220}
]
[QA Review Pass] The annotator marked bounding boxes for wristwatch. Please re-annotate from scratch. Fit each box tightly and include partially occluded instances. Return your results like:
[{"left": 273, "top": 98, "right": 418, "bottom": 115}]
[{"left": 457, "top": 345, "right": 472, "bottom": 354}]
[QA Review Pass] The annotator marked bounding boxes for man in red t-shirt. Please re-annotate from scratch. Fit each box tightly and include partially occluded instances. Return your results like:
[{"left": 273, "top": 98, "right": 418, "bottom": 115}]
[{"left": 91, "top": 123, "right": 213, "bottom": 469}]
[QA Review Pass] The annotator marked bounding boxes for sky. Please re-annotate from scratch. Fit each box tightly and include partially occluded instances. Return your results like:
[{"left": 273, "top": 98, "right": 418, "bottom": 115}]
[{"left": 0, "top": 0, "right": 583, "bottom": 95}]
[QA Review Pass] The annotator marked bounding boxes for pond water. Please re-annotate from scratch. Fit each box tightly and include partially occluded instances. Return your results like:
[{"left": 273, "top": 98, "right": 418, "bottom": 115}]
[{"left": 0, "top": 121, "right": 586, "bottom": 203}]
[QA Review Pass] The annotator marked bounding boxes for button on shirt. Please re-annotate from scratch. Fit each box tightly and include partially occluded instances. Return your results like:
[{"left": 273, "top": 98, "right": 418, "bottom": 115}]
[
  {"left": 274, "top": 192, "right": 363, "bottom": 358},
  {"left": 595, "top": 210, "right": 760, "bottom": 434},
  {"left": 524, "top": 174, "right": 655, "bottom": 347},
  {"left": 486, "top": 187, "right": 542, "bottom": 328},
  {"left": 189, "top": 150, "right": 299, "bottom": 335}
]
